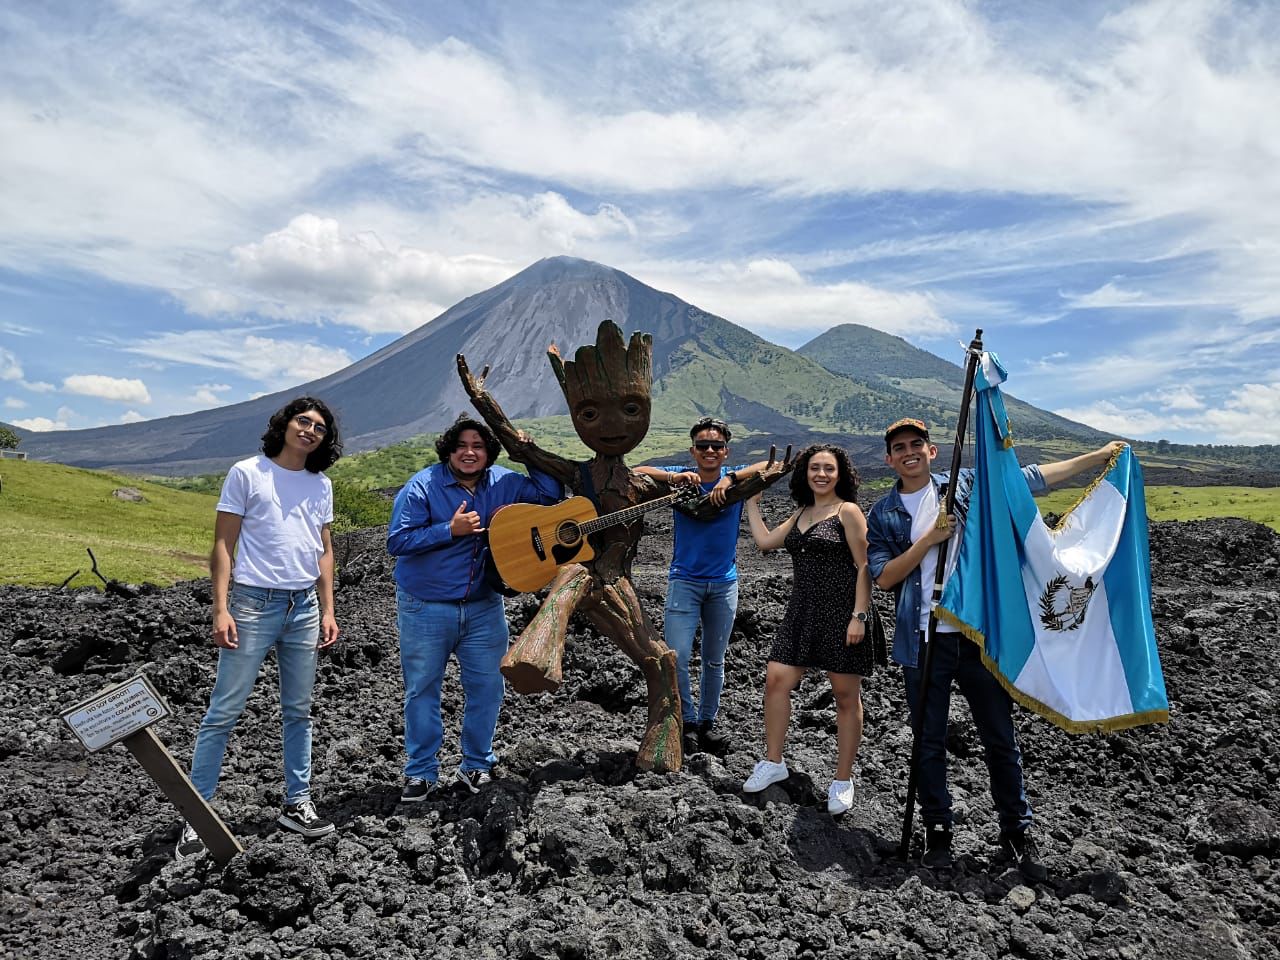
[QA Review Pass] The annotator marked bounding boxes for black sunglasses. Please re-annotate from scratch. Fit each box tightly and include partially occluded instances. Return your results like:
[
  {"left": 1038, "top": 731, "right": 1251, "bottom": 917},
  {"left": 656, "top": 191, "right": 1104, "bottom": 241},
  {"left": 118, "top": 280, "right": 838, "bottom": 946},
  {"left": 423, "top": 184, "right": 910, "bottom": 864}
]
[{"left": 693, "top": 440, "right": 727, "bottom": 451}]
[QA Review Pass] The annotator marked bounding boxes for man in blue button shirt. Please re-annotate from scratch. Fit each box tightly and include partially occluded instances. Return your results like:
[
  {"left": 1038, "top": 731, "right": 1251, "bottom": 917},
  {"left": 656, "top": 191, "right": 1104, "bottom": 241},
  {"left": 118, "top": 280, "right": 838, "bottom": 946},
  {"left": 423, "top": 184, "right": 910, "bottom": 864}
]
[
  {"left": 867, "top": 416, "right": 1122, "bottom": 879},
  {"left": 387, "top": 415, "right": 561, "bottom": 802}
]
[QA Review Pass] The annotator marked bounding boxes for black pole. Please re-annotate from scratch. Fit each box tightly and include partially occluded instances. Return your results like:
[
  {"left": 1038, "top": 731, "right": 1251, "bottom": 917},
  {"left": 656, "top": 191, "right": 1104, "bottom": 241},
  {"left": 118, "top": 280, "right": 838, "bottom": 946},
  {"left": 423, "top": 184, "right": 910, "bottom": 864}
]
[{"left": 897, "top": 328, "right": 984, "bottom": 860}]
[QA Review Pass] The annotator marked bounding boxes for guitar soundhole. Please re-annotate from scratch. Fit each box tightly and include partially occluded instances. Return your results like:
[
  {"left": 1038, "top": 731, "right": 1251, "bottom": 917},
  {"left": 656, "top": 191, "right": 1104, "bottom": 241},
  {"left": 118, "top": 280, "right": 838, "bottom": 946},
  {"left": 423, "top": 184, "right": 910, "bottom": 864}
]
[{"left": 556, "top": 521, "right": 581, "bottom": 546}]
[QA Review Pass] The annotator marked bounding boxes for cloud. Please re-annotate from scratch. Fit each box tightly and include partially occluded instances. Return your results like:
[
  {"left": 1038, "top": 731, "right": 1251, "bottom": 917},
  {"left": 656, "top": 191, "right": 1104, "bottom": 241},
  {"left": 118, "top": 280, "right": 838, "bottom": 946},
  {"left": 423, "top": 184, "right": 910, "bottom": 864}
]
[
  {"left": 119, "top": 409, "right": 146, "bottom": 423},
  {"left": 62, "top": 374, "right": 152, "bottom": 404},
  {"left": 0, "top": 349, "right": 21, "bottom": 381},
  {"left": 636, "top": 256, "right": 954, "bottom": 345},
  {"left": 1062, "top": 282, "right": 1149, "bottom": 310},
  {"left": 191, "top": 383, "right": 232, "bottom": 406},
  {"left": 11, "top": 415, "right": 69, "bottom": 432},
  {"left": 1140, "top": 386, "right": 1204, "bottom": 411},
  {"left": 1060, "top": 379, "right": 1280, "bottom": 444},
  {"left": 126, "top": 329, "right": 352, "bottom": 384},
  {"left": 3, "top": 397, "right": 25, "bottom": 409}
]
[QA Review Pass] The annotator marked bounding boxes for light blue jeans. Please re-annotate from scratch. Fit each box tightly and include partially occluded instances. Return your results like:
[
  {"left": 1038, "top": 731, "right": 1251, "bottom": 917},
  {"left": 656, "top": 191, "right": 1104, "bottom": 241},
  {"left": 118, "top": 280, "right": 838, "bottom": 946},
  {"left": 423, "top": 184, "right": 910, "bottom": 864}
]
[
  {"left": 663, "top": 578, "right": 739, "bottom": 726},
  {"left": 189, "top": 583, "right": 320, "bottom": 805},
  {"left": 397, "top": 588, "right": 508, "bottom": 782}
]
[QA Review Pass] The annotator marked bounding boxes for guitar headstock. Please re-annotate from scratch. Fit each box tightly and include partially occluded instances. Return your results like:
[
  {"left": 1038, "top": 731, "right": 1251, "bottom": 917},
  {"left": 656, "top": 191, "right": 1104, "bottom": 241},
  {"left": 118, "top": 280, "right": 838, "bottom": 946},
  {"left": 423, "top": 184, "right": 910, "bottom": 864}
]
[{"left": 673, "top": 483, "right": 702, "bottom": 504}]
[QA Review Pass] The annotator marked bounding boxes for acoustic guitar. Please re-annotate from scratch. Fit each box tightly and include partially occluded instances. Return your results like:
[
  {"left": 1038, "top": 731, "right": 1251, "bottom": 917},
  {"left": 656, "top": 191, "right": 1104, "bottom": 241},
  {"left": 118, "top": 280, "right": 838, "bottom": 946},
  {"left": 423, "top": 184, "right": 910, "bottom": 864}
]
[{"left": 488, "top": 486, "right": 700, "bottom": 593}]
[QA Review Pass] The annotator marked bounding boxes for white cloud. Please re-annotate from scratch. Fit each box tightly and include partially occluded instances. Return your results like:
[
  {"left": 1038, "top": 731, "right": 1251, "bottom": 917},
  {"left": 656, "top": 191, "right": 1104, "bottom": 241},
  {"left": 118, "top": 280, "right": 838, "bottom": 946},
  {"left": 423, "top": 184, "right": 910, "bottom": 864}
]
[
  {"left": 62, "top": 374, "right": 152, "bottom": 404},
  {"left": 120, "top": 409, "right": 147, "bottom": 423},
  {"left": 12, "top": 415, "right": 69, "bottom": 432},
  {"left": 0, "top": 348, "right": 21, "bottom": 381},
  {"left": 3, "top": 396, "right": 25, "bottom": 409},
  {"left": 635, "top": 256, "right": 954, "bottom": 344},
  {"left": 1061, "top": 380, "right": 1280, "bottom": 444},
  {"left": 1062, "top": 282, "right": 1148, "bottom": 310},
  {"left": 191, "top": 383, "right": 232, "bottom": 406},
  {"left": 126, "top": 329, "right": 352, "bottom": 384},
  {"left": 1141, "top": 386, "right": 1204, "bottom": 411},
  {"left": 23, "top": 380, "right": 56, "bottom": 394}
]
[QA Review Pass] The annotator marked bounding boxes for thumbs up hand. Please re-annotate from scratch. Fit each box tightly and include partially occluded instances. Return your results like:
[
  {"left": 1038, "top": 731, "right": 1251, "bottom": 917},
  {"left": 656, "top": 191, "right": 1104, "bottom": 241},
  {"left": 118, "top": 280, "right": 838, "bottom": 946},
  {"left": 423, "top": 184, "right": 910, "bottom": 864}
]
[{"left": 450, "top": 500, "right": 485, "bottom": 537}]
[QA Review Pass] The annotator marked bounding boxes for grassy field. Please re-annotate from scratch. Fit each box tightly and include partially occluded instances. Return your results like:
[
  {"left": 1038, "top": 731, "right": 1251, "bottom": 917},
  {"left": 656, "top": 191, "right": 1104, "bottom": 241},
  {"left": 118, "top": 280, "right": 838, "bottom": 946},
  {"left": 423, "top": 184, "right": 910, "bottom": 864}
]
[
  {"left": 4, "top": 454, "right": 1277, "bottom": 588},
  {"left": 1037, "top": 484, "right": 1280, "bottom": 532},
  {"left": 0, "top": 459, "right": 215, "bottom": 587}
]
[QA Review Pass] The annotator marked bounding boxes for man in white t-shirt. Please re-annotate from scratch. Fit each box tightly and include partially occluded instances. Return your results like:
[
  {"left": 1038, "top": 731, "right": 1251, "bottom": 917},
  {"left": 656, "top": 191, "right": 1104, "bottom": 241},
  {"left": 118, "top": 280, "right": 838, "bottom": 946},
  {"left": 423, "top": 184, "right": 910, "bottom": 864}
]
[
  {"left": 867, "top": 417, "right": 1123, "bottom": 879},
  {"left": 178, "top": 397, "right": 344, "bottom": 858}
]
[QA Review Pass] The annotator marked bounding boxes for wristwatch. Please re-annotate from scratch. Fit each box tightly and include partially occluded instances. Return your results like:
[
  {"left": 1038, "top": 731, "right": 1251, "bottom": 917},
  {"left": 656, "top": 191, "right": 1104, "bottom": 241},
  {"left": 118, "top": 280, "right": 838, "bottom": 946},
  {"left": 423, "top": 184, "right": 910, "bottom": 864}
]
[
  {"left": 726, "top": 471, "right": 739, "bottom": 483},
  {"left": 851, "top": 611, "right": 869, "bottom": 623}
]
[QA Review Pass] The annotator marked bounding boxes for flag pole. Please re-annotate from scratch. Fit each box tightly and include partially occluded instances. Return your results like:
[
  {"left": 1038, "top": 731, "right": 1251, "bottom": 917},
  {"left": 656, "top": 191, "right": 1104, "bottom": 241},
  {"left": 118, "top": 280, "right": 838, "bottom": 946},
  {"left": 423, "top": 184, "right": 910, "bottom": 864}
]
[{"left": 898, "top": 327, "right": 984, "bottom": 860}]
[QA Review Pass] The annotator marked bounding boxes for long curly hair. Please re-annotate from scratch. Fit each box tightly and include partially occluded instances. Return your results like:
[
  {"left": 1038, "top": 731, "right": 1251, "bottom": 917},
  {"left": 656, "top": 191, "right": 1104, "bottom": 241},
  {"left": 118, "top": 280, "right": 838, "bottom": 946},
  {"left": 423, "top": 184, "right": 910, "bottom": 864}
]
[
  {"left": 260, "top": 397, "right": 342, "bottom": 473},
  {"left": 435, "top": 415, "right": 501, "bottom": 465},
  {"left": 789, "top": 443, "right": 859, "bottom": 506}
]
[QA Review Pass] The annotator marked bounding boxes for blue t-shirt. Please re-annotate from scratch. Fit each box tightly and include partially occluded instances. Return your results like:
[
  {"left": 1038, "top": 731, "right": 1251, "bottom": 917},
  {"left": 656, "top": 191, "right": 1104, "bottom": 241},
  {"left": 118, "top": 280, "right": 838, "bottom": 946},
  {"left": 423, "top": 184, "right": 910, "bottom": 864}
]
[{"left": 659, "top": 464, "right": 745, "bottom": 583}]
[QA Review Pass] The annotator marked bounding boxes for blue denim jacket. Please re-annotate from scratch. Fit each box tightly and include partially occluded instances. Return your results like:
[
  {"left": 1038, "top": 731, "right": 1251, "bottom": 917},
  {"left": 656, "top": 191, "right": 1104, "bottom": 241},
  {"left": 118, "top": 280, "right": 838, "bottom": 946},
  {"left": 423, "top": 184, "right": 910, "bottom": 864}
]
[
  {"left": 866, "top": 466, "right": 1045, "bottom": 667},
  {"left": 388, "top": 462, "right": 562, "bottom": 602}
]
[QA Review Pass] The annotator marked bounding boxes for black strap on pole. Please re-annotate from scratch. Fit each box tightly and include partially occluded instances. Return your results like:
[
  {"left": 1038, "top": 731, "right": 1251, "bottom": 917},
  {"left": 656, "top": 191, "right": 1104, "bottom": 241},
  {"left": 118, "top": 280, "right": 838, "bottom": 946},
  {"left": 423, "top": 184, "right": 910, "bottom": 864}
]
[{"left": 897, "top": 328, "right": 984, "bottom": 860}]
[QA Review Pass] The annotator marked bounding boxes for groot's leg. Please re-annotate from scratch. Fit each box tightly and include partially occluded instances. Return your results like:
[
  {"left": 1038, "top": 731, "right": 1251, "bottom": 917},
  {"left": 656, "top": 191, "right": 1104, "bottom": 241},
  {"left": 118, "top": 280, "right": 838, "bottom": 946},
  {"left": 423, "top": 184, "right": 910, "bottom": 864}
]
[
  {"left": 501, "top": 564, "right": 593, "bottom": 694},
  {"left": 583, "top": 577, "right": 683, "bottom": 772}
]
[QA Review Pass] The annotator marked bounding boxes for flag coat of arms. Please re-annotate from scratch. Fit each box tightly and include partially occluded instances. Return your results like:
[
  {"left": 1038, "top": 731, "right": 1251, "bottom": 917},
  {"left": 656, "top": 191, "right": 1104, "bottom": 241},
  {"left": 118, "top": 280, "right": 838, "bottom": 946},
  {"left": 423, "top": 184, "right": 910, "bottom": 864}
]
[{"left": 937, "top": 354, "right": 1169, "bottom": 733}]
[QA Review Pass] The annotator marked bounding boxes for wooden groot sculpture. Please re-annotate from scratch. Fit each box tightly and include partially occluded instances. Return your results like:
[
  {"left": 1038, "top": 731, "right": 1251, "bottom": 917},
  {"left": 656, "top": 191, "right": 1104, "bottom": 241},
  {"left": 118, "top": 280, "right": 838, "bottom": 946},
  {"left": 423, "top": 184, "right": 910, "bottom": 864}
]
[{"left": 458, "top": 320, "right": 792, "bottom": 772}]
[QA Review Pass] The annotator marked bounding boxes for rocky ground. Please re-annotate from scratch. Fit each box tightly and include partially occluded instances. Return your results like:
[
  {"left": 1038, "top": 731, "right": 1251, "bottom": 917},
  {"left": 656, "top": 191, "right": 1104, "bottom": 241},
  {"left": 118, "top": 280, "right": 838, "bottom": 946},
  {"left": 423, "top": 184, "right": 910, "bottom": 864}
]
[{"left": 1, "top": 490, "right": 1278, "bottom": 960}]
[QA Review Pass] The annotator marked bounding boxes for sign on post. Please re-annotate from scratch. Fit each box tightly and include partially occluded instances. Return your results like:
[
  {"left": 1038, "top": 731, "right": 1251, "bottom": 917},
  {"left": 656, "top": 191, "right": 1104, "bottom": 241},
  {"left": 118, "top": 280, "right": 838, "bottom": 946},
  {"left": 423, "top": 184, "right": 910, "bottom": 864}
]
[
  {"left": 62, "top": 674, "right": 170, "bottom": 752},
  {"left": 61, "top": 674, "right": 243, "bottom": 864}
]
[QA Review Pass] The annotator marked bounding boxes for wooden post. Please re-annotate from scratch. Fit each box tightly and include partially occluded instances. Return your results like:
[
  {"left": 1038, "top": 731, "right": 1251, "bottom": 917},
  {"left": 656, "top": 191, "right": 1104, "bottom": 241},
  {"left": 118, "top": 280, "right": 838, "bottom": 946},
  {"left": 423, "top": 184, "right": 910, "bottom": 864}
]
[{"left": 125, "top": 728, "right": 243, "bottom": 865}]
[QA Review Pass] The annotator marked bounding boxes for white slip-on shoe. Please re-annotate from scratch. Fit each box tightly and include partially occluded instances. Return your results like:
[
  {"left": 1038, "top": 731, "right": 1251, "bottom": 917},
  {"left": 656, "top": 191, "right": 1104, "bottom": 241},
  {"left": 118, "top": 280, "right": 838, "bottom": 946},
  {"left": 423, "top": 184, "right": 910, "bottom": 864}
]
[
  {"left": 827, "top": 778, "right": 855, "bottom": 816},
  {"left": 743, "top": 758, "right": 789, "bottom": 793}
]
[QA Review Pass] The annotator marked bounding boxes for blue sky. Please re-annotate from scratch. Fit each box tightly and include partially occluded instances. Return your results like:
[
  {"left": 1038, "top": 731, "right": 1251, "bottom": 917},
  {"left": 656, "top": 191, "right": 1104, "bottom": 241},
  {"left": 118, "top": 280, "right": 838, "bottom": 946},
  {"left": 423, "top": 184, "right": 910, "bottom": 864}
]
[{"left": 1, "top": 0, "right": 1277, "bottom": 444}]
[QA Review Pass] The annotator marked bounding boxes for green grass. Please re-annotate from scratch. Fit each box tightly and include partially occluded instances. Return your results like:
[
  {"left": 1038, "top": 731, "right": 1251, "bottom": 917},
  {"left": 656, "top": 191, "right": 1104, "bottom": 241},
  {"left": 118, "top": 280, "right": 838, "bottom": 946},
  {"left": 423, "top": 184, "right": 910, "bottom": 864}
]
[
  {"left": 0, "top": 459, "right": 215, "bottom": 587},
  {"left": 1037, "top": 485, "right": 1280, "bottom": 532}
]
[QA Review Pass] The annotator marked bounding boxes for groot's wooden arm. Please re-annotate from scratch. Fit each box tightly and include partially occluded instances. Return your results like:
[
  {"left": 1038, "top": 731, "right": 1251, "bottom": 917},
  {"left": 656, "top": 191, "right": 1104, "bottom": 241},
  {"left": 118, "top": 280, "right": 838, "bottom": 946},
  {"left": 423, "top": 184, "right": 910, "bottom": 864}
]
[
  {"left": 674, "top": 444, "right": 797, "bottom": 521},
  {"left": 457, "top": 354, "right": 578, "bottom": 485}
]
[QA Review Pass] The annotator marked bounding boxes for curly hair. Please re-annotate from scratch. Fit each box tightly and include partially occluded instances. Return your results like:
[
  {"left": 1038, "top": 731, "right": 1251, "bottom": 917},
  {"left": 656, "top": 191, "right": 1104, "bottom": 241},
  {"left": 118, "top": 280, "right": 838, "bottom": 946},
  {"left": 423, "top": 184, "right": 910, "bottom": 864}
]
[
  {"left": 435, "top": 414, "right": 501, "bottom": 465},
  {"left": 260, "top": 397, "right": 342, "bottom": 473},
  {"left": 788, "top": 443, "right": 859, "bottom": 506},
  {"left": 689, "top": 416, "right": 731, "bottom": 442}
]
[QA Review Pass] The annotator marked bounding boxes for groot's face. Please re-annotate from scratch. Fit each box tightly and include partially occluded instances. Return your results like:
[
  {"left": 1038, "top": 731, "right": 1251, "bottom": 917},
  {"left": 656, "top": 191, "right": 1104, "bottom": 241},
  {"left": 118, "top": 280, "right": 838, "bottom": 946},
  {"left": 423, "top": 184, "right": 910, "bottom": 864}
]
[{"left": 571, "top": 392, "right": 651, "bottom": 456}]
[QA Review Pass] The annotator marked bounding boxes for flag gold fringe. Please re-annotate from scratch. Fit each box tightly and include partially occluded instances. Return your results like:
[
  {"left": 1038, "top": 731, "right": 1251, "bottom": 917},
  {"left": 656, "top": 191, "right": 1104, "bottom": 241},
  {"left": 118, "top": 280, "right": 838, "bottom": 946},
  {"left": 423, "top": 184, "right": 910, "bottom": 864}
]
[
  {"left": 1046, "top": 445, "right": 1125, "bottom": 534},
  {"left": 934, "top": 606, "right": 1169, "bottom": 734}
]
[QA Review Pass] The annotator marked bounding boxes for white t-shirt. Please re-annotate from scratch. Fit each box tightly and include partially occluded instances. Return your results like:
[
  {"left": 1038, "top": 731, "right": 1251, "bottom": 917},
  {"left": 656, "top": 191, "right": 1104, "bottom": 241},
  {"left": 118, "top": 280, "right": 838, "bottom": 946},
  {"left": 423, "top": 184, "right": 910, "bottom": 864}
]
[
  {"left": 899, "top": 482, "right": 958, "bottom": 634},
  {"left": 216, "top": 454, "right": 334, "bottom": 590}
]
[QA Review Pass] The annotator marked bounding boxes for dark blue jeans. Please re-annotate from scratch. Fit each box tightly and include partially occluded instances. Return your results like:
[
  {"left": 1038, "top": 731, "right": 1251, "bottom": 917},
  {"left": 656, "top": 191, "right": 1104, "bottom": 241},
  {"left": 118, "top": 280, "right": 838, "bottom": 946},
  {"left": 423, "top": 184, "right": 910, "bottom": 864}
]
[{"left": 904, "top": 632, "right": 1032, "bottom": 834}]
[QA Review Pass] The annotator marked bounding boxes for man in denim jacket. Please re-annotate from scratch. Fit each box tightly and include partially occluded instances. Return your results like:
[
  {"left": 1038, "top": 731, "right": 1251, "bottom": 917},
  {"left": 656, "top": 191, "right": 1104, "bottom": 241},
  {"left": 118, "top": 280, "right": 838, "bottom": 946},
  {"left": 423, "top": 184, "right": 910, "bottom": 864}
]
[{"left": 867, "top": 417, "right": 1122, "bottom": 878}]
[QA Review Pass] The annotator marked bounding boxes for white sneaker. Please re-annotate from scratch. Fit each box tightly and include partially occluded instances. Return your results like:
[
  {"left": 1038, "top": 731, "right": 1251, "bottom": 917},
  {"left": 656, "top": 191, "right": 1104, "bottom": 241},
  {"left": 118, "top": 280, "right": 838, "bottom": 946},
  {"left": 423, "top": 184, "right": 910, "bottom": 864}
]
[
  {"left": 743, "top": 758, "right": 789, "bottom": 793},
  {"left": 174, "top": 821, "right": 203, "bottom": 860},
  {"left": 827, "top": 778, "right": 855, "bottom": 815}
]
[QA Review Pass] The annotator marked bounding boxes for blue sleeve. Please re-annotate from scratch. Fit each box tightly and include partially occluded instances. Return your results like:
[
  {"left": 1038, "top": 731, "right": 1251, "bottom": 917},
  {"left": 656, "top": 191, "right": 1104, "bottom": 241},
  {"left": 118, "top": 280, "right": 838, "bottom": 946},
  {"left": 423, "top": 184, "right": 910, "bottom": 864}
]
[
  {"left": 386, "top": 475, "right": 453, "bottom": 557},
  {"left": 865, "top": 503, "right": 893, "bottom": 580},
  {"left": 1021, "top": 464, "right": 1047, "bottom": 495},
  {"left": 492, "top": 465, "right": 563, "bottom": 506}
]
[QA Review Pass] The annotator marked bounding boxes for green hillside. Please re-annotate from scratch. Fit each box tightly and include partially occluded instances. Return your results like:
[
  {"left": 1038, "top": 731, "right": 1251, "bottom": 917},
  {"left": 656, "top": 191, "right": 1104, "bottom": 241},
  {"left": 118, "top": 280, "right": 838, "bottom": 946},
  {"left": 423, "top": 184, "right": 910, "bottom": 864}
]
[
  {"left": 799, "top": 324, "right": 1108, "bottom": 443},
  {"left": 0, "top": 459, "right": 215, "bottom": 586}
]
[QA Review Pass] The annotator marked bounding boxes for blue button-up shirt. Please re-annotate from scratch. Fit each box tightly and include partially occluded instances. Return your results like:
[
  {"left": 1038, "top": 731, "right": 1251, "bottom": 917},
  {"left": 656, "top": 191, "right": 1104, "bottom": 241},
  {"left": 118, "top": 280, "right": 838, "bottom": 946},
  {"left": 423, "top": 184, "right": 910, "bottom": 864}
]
[
  {"left": 388, "top": 462, "right": 562, "bottom": 602},
  {"left": 866, "top": 466, "right": 1046, "bottom": 667}
]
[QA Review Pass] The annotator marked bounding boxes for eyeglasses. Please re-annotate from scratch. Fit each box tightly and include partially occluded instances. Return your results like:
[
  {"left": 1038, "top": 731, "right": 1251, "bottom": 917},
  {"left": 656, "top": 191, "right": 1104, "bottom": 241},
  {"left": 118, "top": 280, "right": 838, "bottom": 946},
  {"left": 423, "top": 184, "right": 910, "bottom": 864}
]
[
  {"left": 693, "top": 440, "right": 727, "bottom": 451},
  {"left": 293, "top": 415, "right": 328, "bottom": 437}
]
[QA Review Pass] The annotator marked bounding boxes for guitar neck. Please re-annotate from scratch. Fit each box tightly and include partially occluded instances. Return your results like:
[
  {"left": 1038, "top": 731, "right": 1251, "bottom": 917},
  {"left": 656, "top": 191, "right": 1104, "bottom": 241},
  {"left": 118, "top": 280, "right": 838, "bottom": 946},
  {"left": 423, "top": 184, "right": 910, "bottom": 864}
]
[{"left": 578, "top": 492, "right": 684, "bottom": 536}]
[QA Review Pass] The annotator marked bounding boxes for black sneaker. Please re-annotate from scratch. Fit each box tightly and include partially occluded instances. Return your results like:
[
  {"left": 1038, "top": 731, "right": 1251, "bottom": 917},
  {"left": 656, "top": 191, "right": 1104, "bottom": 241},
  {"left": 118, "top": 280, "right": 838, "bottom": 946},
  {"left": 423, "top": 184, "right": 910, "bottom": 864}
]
[
  {"left": 698, "top": 721, "right": 728, "bottom": 751},
  {"left": 1000, "top": 829, "right": 1048, "bottom": 882},
  {"left": 455, "top": 768, "right": 492, "bottom": 794},
  {"left": 174, "top": 821, "right": 204, "bottom": 860},
  {"left": 921, "top": 822, "right": 954, "bottom": 869},
  {"left": 277, "top": 799, "right": 336, "bottom": 838},
  {"left": 400, "top": 777, "right": 436, "bottom": 803},
  {"left": 682, "top": 722, "right": 700, "bottom": 755}
]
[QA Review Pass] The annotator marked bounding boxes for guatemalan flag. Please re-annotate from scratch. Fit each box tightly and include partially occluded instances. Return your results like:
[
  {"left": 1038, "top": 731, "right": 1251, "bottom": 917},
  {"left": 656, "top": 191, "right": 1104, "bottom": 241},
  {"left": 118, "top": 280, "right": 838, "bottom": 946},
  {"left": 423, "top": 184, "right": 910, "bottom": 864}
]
[{"left": 936, "top": 353, "right": 1169, "bottom": 733}]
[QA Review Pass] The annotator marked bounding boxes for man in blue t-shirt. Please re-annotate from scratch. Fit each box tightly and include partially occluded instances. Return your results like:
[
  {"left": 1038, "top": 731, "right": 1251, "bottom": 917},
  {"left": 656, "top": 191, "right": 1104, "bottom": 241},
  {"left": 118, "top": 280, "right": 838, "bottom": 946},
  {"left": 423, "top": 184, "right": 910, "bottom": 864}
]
[{"left": 635, "top": 417, "right": 776, "bottom": 753}]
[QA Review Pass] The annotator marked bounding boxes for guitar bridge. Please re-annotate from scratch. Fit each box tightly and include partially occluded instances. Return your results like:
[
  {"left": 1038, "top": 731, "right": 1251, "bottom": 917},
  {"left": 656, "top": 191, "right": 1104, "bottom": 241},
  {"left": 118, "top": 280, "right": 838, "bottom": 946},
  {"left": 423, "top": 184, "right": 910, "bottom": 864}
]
[{"left": 530, "top": 528, "right": 546, "bottom": 561}]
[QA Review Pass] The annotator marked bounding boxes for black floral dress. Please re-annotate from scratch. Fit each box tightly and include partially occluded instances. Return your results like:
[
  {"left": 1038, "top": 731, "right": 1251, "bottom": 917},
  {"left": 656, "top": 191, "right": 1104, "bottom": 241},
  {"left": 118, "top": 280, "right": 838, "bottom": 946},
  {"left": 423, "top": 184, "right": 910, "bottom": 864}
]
[{"left": 769, "top": 513, "right": 884, "bottom": 675}]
